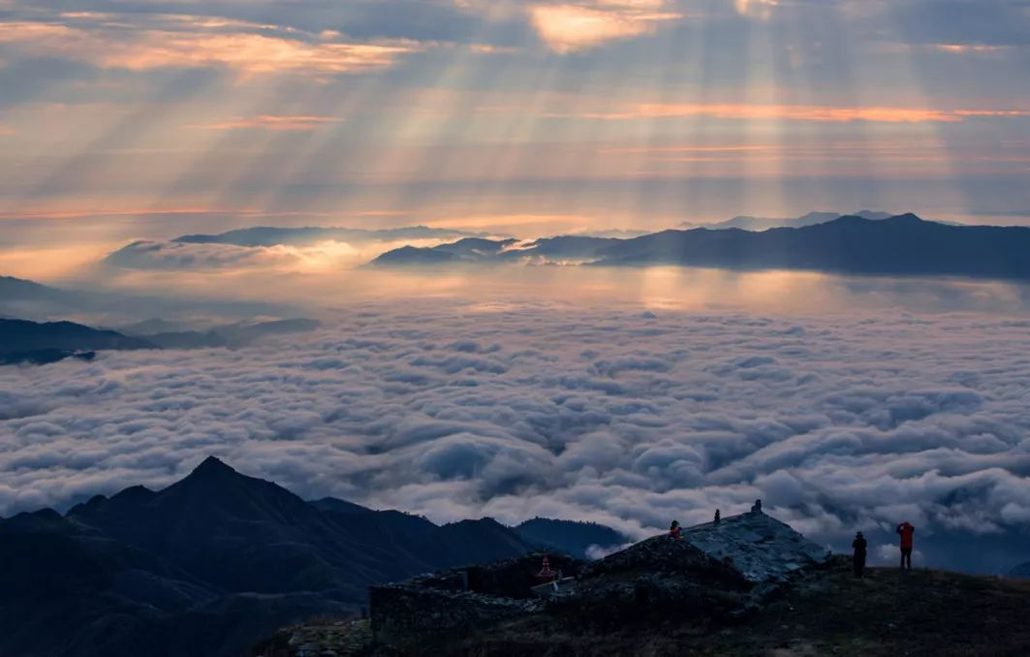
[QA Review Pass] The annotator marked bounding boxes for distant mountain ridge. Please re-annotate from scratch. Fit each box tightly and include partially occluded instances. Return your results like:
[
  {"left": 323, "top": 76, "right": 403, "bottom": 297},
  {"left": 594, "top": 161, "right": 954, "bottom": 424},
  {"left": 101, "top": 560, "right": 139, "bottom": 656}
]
[
  {"left": 371, "top": 213, "right": 1030, "bottom": 281},
  {"left": 117, "top": 318, "right": 322, "bottom": 349},
  {"left": 0, "top": 458, "right": 628, "bottom": 657},
  {"left": 0, "top": 318, "right": 155, "bottom": 365},
  {"left": 173, "top": 225, "right": 498, "bottom": 247},
  {"left": 680, "top": 210, "right": 894, "bottom": 231}
]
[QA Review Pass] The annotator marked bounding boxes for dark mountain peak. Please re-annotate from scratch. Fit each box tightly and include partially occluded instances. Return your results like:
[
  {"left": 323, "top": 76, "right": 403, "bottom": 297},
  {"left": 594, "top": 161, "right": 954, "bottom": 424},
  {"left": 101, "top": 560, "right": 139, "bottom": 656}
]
[
  {"left": 188, "top": 455, "right": 238, "bottom": 480},
  {"left": 889, "top": 212, "right": 925, "bottom": 223},
  {"left": 109, "top": 484, "right": 155, "bottom": 503}
]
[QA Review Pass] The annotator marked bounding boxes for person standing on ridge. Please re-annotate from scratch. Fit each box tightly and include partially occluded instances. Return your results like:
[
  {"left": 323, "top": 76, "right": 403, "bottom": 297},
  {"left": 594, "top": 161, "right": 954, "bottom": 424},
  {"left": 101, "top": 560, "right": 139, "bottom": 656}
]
[
  {"left": 669, "top": 520, "right": 682, "bottom": 540},
  {"left": 896, "top": 521, "right": 915, "bottom": 570},
  {"left": 852, "top": 531, "right": 868, "bottom": 578}
]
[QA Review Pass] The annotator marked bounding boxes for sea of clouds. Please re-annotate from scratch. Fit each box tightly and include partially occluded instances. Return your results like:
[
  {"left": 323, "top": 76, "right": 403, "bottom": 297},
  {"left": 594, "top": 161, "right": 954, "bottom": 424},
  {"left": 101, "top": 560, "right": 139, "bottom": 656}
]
[{"left": 2, "top": 301, "right": 1029, "bottom": 572}]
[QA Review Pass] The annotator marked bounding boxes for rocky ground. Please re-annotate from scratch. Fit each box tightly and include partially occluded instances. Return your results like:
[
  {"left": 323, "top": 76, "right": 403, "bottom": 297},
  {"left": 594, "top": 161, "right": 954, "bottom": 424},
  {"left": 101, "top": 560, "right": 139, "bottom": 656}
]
[{"left": 253, "top": 559, "right": 1030, "bottom": 657}]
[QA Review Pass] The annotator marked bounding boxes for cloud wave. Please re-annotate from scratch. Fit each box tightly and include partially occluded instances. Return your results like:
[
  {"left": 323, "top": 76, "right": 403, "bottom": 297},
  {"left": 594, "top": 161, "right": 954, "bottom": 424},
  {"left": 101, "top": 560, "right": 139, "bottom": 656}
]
[{"left": 2, "top": 301, "right": 1029, "bottom": 572}]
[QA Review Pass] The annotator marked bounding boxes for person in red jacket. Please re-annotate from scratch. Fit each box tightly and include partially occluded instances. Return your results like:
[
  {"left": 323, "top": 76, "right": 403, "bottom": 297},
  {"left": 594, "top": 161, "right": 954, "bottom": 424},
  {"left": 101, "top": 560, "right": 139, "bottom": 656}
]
[{"left": 896, "top": 521, "right": 915, "bottom": 570}]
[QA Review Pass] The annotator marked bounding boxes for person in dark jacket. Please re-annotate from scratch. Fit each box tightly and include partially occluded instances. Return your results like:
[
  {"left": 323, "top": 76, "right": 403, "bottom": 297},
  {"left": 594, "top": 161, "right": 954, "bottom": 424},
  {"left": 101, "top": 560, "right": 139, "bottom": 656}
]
[
  {"left": 669, "top": 520, "right": 682, "bottom": 540},
  {"left": 852, "top": 531, "right": 868, "bottom": 578}
]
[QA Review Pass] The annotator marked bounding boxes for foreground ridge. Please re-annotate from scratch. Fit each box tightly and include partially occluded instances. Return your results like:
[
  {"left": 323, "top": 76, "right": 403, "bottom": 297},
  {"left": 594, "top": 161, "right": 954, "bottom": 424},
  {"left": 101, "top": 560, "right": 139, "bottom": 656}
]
[{"left": 255, "top": 511, "right": 1030, "bottom": 657}]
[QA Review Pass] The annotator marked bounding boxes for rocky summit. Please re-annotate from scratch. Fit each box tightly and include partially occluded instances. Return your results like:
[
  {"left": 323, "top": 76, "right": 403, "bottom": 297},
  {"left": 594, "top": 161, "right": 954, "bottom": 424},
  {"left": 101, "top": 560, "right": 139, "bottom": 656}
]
[
  {"left": 254, "top": 510, "right": 847, "bottom": 656},
  {"left": 679, "top": 509, "right": 833, "bottom": 584}
]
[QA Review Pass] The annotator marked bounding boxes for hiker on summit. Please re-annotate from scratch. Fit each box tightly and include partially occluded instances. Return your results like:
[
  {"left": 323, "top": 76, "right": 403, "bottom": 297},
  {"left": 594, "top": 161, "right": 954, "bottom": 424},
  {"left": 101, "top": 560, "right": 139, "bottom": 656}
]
[
  {"left": 714, "top": 509, "right": 721, "bottom": 524},
  {"left": 751, "top": 499, "right": 763, "bottom": 513},
  {"left": 897, "top": 521, "right": 915, "bottom": 570},
  {"left": 669, "top": 520, "right": 682, "bottom": 540},
  {"left": 852, "top": 532, "right": 868, "bottom": 578}
]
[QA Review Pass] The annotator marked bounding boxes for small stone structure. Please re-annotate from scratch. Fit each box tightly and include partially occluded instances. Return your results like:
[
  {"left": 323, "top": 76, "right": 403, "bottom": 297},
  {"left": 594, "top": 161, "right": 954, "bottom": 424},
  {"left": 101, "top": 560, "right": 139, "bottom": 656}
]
[{"left": 369, "top": 554, "right": 581, "bottom": 651}]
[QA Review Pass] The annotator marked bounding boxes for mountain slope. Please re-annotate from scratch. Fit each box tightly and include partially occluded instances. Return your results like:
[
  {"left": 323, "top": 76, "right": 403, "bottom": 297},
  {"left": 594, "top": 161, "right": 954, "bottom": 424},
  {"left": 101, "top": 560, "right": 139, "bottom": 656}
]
[
  {"left": 0, "top": 275, "right": 73, "bottom": 303},
  {"left": 514, "top": 518, "right": 628, "bottom": 558},
  {"left": 1, "top": 458, "right": 606, "bottom": 657},
  {"left": 593, "top": 214, "right": 1030, "bottom": 279},
  {"left": 0, "top": 318, "right": 156, "bottom": 365}
]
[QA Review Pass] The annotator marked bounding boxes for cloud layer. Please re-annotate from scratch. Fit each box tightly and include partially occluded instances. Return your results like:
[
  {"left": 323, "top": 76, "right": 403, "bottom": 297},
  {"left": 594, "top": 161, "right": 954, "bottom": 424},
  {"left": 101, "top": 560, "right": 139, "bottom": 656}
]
[{"left": 2, "top": 300, "right": 1029, "bottom": 572}]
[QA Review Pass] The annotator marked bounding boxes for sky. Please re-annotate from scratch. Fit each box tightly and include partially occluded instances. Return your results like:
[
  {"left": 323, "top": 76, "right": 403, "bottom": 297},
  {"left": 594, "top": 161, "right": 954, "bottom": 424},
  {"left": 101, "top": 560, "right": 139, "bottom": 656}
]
[{"left": 1, "top": 0, "right": 1029, "bottom": 260}]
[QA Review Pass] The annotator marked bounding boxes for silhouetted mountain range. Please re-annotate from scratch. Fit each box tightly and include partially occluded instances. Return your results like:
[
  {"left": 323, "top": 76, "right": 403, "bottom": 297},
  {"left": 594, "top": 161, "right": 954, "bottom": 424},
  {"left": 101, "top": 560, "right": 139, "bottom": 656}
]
[
  {"left": 118, "top": 318, "right": 322, "bottom": 349},
  {"left": 0, "top": 275, "right": 74, "bottom": 303},
  {"left": 371, "top": 213, "right": 1030, "bottom": 280},
  {"left": 0, "top": 458, "right": 627, "bottom": 657},
  {"left": 0, "top": 318, "right": 155, "bottom": 365},
  {"left": 680, "top": 210, "right": 895, "bottom": 231}
]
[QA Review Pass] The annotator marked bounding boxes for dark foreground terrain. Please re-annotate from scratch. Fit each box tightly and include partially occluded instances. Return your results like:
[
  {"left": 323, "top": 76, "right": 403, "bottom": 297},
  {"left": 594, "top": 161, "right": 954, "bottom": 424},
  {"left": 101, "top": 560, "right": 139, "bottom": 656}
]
[{"left": 255, "top": 561, "right": 1030, "bottom": 657}]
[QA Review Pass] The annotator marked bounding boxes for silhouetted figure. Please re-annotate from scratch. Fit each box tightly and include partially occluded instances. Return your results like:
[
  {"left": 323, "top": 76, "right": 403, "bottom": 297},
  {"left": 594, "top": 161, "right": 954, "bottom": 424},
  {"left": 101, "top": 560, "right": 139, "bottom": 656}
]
[
  {"left": 751, "top": 499, "right": 763, "bottom": 513},
  {"left": 852, "top": 532, "right": 868, "bottom": 578},
  {"left": 669, "top": 520, "right": 682, "bottom": 540},
  {"left": 714, "top": 509, "right": 721, "bottom": 524},
  {"left": 536, "top": 556, "right": 557, "bottom": 582},
  {"left": 897, "top": 521, "right": 915, "bottom": 570}
]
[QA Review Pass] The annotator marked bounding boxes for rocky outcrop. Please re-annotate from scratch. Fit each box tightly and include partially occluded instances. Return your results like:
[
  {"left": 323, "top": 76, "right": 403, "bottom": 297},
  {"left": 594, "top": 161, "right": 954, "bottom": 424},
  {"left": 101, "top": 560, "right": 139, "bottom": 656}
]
[{"left": 681, "top": 509, "right": 832, "bottom": 584}]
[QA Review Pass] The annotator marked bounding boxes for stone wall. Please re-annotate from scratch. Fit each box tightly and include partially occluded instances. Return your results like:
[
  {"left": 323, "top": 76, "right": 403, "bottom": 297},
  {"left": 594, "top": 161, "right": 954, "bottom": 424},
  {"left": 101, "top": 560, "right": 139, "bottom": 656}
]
[
  {"left": 369, "top": 584, "right": 537, "bottom": 652},
  {"left": 369, "top": 554, "right": 583, "bottom": 653}
]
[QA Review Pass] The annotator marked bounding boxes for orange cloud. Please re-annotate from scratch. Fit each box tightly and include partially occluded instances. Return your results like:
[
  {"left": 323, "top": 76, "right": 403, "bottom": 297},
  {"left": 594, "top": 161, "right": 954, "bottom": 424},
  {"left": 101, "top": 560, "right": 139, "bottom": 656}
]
[
  {"left": 529, "top": 1, "right": 681, "bottom": 53},
  {"left": 188, "top": 115, "right": 345, "bottom": 131},
  {"left": 734, "top": 0, "right": 780, "bottom": 19},
  {"left": 0, "top": 20, "right": 419, "bottom": 75},
  {"left": 562, "top": 103, "right": 1030, "bottom": 123},
  {"left": 931, "top": 44, "right": 1009, "bottom": 55}
]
